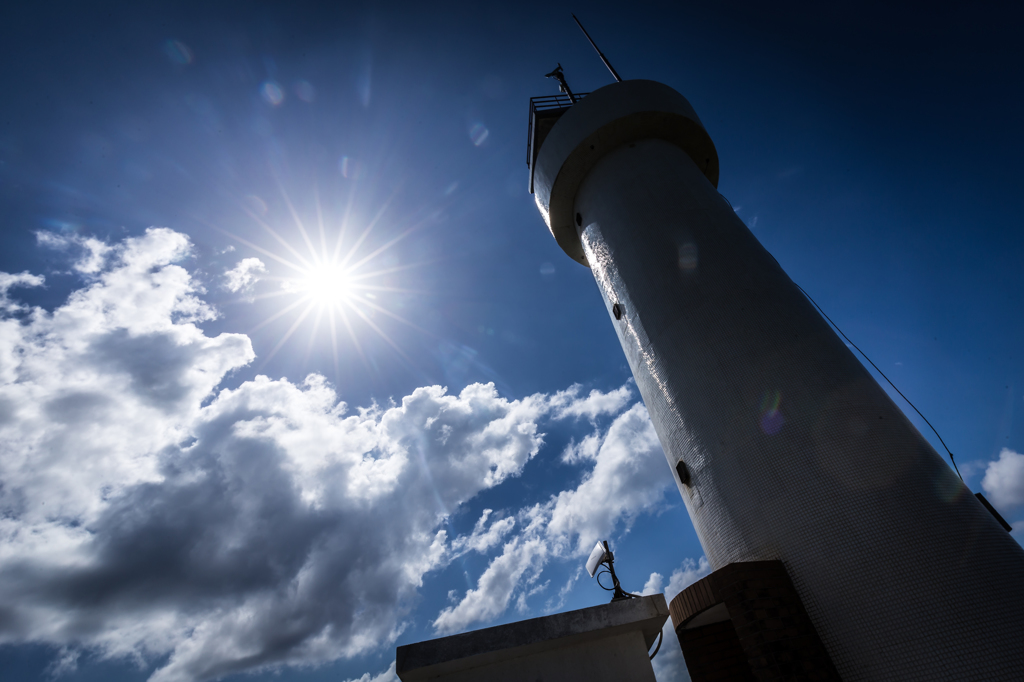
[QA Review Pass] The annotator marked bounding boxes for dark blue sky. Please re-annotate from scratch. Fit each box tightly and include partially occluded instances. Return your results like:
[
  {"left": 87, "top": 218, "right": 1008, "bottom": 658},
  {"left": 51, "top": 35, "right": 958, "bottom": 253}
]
[{"left": 1, "top": 2, "right": 1022, "bottom": 681}]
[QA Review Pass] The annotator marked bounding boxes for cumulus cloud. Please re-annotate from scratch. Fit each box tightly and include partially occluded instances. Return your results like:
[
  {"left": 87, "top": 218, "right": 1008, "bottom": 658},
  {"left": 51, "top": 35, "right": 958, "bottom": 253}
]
[
  {"left": 982, "top": 448, "right": 1024, "bottom": 509},
  {"left": 546, "top": 403, "right": 671, "bottom": 555},
  {"left": 550, "top": 382, "right": 632, "bottom": 421},
  {"left": 433, "top": 536, "right": 549, "bottom": 633},
  {"left": 561, "top": 432, "right": 601, "bottom": 464},
  {"left": 0, "top": 228, "right": 677, "bottom": 682},
  {"left": 642, "top": 557, "right": 711, "bottom": 601},
  {"left": 449, "top": 509, "right": 515, "bottom": 556},
  {"left": 223, "top": 257, "right": 266, "bottom": 298},
  {"left": 36, "top": 231, "right": 113, "bottom": 274},
  {"left": 432, "top": 401, "right": 672, "bottom": 635},
  {"left": 343, "top": 662, "right": 399, "bottom": 682},
  {"left": 0, "top": 270, "right": 45, "bottom": 312}
]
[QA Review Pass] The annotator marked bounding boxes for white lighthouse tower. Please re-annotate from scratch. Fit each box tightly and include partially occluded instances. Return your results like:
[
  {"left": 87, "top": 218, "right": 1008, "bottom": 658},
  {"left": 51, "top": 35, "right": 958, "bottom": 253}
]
[{"left": 528, "top": 78, "right": 1024, "bottom": 680}]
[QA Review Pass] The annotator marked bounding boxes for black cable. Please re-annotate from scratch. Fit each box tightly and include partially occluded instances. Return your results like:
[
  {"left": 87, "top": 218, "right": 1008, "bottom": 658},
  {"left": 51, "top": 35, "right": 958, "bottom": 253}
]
[
  {"left": 648, "top": 629, "right": 663, "bottom": 660},
  {"left": 596, "top": 569, "right": 640, "bottom": 599},
  {"left": 795, "top": 283, "right": 963, "bottom": 481}
]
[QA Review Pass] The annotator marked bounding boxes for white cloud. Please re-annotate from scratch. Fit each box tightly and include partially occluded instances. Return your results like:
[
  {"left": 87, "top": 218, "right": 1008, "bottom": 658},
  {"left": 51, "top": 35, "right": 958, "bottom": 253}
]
[
  {"left": 652, "top": 620, "right": 689, "bottom": 682},
  {"left": 546, "top": 403, "right": 670, "bottom": 555},
  {"left": 665, "top": 557, "right": 711, "bottom": 599},
  {"left": 450, "top": 510, "right": 515, "bottom": 556},
  {"left": 0, "top": 228, "right": 675, "bottom": 682},
  {"left": 642, "top": 572, "right": 665, "bottom": 596},
  {"left": 432, "top": 401, "right": 671, "bottom": 635},
  {"left": 434, "top": 536, "right": 548, "bottom": 633},
  {"left": 550, "top": 383, "right": 632, "bottom": 421},
  {"left": 0, "top": 228, "right": 233, "bottom": 526},
  {"left": 223, "top": 257, "right": 266, "bottom": 297},
  {"left": 645, "top": 556, "right": 710, "bottom": 682},
  {"left": 37, "top": 231, "right": 113, "bottom": 274},
  {"left": 342, "top": 662, "right": 399, "bottom": 682},
  {"left": 548, "top": 570, "right": 580, "bottom": 613},
  {"left": 982, "top": 448, "right": 1024, "bottom": 509},
  {"left": 560, "top": 432, "right": 601, "bottom": 464},
  {"left": 515, "top": 579, "right": 550, "bottom": 614},
  {"left": 0, "top": 270, "right": 44, "bottom": 311}
]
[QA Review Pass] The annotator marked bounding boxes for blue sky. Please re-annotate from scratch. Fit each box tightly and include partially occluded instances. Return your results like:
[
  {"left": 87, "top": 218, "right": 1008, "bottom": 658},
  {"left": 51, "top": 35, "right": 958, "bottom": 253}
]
[{"left": 1, "top": 2, "right": 1022, "bottom": 681}]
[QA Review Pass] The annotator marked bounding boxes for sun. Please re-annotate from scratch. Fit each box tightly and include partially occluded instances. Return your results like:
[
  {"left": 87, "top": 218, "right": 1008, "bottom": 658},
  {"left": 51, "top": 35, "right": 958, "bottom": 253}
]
[
  {"left": 209, "top": 184, "right": 431, "bottom": 375},
  {"left": 288, "top": 262, "right": 354, "bottom": 307}
]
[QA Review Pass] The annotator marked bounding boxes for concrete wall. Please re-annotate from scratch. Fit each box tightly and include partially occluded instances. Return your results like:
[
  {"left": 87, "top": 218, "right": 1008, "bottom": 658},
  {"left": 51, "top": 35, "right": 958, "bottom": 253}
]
[
  {"left": 413, "top": 630, "right": 654, "bottom": 682},
  {"left": 396, "top": 594, "right": 667, "bottom": 682}
]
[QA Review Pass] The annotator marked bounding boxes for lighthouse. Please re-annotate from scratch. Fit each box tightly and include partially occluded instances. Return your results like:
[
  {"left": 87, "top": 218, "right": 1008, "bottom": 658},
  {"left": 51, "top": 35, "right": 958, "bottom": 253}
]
[{"left": 528, "top": 78, "right": 1024, "bottom": 680}]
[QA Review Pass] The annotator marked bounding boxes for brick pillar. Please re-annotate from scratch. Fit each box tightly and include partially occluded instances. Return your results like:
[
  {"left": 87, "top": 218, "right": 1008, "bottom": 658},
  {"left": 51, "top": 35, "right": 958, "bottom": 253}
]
[{"left": 669, "top": 561, "right": 841, "bottom": 682}]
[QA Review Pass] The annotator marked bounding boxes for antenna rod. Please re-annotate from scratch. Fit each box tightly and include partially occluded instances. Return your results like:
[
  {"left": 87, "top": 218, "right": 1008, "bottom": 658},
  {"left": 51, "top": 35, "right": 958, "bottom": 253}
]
[{"left": 572, "top": 14, "right": 622, "bottom": 83}]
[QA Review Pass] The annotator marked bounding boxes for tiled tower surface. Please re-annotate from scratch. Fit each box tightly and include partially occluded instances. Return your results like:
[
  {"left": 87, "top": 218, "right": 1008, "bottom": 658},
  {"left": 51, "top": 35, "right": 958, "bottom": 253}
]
[
  {"left": 529, "top": 79, "right": 1024, "bottom": 681},
  {"left": 670, "top": 561, "right": 840, "bottom": 682}
]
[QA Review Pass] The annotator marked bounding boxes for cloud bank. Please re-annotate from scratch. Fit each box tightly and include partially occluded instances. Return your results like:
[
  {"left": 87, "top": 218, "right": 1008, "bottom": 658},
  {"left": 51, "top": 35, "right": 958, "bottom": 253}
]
[
  {"left": 431, "top": 399, "right": 670, "bottom": 635},
  {"left": 982, "top": 448, "right": 1024, "bottom": 511},
  {"left": 0, "top": 228, "right": 683, "bottom": 682}
]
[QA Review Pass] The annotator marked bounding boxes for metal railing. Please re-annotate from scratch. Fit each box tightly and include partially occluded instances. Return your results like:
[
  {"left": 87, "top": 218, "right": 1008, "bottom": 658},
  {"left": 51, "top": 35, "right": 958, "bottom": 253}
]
[{"left": 526, "top": 93, "right": 589, "bottom": 165}]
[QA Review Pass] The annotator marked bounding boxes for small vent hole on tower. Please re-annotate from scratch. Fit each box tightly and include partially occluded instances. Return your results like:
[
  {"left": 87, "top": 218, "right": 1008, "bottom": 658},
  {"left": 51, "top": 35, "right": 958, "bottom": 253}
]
[
  {"left": 575, "top": 212, "right": 582, "bottom": 226},
  {"left": 612, "top": 303, "right": 622, "bottom": 320},
  {"left": 676, "top": 460, "right": 691, "bottom": 486}
]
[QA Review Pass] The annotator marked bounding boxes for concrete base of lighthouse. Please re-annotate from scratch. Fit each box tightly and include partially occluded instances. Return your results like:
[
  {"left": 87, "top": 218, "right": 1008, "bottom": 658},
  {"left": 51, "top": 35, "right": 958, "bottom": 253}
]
[
  {"left": 395, "top": 595, "right": 668, "bottom": 682},
  {"left": 669, "top": 561, "right": 839, "bottom": 682}
]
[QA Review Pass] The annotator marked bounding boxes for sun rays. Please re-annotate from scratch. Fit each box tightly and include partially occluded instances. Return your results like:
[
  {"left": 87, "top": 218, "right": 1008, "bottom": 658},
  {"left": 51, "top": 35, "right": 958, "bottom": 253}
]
[{"left": 208, "top": 181, "right": 433, "bottom": 378}]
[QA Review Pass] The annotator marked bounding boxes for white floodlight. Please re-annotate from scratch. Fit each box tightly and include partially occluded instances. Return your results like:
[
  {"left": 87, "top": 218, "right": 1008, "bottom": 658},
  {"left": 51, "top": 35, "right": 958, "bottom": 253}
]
[
  {"left": 586, "top": 541, "right": 609, "bottom": 578},
  {"left": 584, "top": 540, "right": 635, "bottom": 602},
  {"left": 583, "top": 539, "right": 660, "bottom": 658}
]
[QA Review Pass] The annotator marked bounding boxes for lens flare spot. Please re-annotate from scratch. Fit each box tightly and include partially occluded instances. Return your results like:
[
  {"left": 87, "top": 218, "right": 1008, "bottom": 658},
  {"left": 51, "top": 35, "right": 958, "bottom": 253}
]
[
  {"left": 261, "top": 81, "right": 284, "bottom": 106},
  {"left": 244, "top": 194, "right": 268, "bottom": 216},
  {"left": 339, "top": 156, "right": 367, "bottom": 180},
  {"left": 760, "top": 390, "right": 785, "bottom": 435},
  {"left": 469, "top": 123, "right": 489, "bottom": 146},
  {"left": 679, "top": 242, "right": 698, "bottom": 271},
  {"left": 163, "top": 39, "right": 193, "bottom": 65},
  {"left": 295, "top": 80, "right": 316, "bottom": 103}
]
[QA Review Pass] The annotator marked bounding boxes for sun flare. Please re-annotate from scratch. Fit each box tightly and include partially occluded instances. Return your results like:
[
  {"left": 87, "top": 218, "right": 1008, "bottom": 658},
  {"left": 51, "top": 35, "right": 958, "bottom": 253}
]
[
  {"left": 288, "top": 262, "right": 354, "bottom": 307},
  {"left": 212, "top": 184, "right": 431, "bottom": 375}
]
